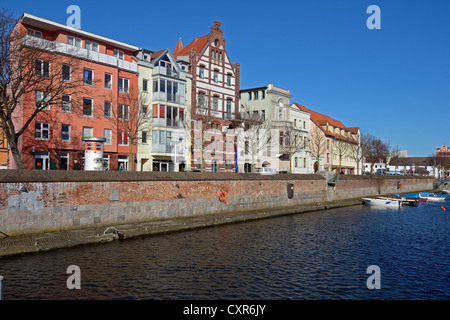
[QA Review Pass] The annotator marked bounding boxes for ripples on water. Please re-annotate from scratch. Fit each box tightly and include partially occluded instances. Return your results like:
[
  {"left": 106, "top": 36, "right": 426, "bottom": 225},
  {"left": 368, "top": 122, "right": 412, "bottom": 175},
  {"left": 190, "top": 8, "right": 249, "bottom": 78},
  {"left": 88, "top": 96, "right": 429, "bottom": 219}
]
[{"left": 1, "top": 197, "right": 450, "bottom": 300}]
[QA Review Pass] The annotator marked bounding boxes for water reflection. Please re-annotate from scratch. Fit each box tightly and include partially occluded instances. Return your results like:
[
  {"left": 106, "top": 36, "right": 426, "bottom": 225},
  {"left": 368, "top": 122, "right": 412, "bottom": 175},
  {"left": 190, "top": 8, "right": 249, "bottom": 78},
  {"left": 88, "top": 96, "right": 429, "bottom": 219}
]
[{"left": 1, "top": 197, "right": 450, "bottom": 300}]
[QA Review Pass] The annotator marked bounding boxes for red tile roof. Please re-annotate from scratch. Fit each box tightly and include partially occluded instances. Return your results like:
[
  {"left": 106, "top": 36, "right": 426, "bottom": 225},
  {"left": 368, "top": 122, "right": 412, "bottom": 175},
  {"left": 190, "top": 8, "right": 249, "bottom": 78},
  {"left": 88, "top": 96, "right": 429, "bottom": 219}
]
[
  {"left": 173, "top": 35, "right": 209, "bottom": 57},
  {"left": 292, "top": 102, "right": 359, "bottom": 143}
]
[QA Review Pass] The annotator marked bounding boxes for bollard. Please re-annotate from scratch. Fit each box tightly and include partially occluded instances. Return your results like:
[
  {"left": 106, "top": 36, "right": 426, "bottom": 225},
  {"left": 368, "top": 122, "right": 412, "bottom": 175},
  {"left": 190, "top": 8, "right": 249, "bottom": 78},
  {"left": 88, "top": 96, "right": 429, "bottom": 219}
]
[{"left": 0, "top": 275, "right": 4, "bottom": 300}]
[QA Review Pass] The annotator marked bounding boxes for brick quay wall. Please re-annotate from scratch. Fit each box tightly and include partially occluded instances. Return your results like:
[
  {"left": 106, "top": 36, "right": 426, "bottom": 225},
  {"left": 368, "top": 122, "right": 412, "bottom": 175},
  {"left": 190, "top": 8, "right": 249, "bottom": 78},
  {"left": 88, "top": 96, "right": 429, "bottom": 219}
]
[{"left": 0, "top": 170, "right": 434, "bottom": 236}]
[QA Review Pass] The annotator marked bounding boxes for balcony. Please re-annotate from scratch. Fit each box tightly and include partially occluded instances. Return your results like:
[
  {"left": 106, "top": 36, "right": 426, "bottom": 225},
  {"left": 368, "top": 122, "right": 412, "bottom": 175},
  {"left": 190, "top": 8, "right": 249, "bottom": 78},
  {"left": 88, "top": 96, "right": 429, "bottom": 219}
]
[
  {"left": 152, "top": 65, "right": 186, "bottom": 80},
  {"left": 22, "top": 35, "right": 138, "bottom": 73}
]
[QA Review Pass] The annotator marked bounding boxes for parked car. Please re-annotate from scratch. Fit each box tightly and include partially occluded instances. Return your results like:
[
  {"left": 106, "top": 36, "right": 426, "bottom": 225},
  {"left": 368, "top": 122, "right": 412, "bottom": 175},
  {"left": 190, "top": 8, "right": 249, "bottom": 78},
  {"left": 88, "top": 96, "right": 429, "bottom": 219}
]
[{"left": 256, "top": 167, "right": 278, "bottom": 175}]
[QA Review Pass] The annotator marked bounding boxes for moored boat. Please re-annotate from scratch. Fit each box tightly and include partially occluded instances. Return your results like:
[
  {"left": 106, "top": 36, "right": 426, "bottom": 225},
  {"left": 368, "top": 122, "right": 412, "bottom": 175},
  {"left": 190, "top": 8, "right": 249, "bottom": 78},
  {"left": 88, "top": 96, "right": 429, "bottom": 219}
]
[
  {"left": 362, "top": 197, "right": 402, "bottom": 208},
  {"left": 418, "top": 192, "right": 446, "bottom": 202},
  {"left": 440, "top": 189, "right": 450, "bottom": 194}
]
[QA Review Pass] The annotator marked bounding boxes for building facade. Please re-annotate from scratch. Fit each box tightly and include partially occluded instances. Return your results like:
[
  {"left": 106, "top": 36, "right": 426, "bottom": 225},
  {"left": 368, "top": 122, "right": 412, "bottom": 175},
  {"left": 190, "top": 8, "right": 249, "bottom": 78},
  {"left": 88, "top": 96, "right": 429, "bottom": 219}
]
[
  {"left": 294, "top": 103, "right": 361, "bottom": 174},
  {"left": 239, "top": 84, "right": 310, "bottom": 173},
  {"left": 11, "top": 13, "right": 139, "bottom": 170},
  {"left": 436, "top": 145, "right": 450, "bottom": 158},
  {"left": 134, "top": 48, "right": 192, "bottom": 172},
  {"left": 173, "top": 21, "right": 240, "bottom": 172}
]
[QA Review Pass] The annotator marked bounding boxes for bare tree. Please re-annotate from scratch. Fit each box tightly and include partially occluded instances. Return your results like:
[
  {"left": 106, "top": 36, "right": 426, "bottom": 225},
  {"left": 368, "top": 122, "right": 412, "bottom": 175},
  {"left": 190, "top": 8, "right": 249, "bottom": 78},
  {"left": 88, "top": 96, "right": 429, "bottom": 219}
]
[
  {"left": 309, "top": 123, "right": 327, "bottom": 173},
  {"left": 361, "top": 133, "right": 390, "bottom": 174},
  {"left": 192, "top": 91, "right": 219, "bottom": 172},
  {"left": 332, "top": 138, "right": 350, "bottom": 173},
  {"left": 349, "top": 140, "right": 363, "bottom": 174},
  {"left": 106, "top": 88, "right": 152, "bottom": 171},
  {"left": 236, "top": 104, "right": 271, "bottom": 172},
  {"left": 279, "top": 123, "right": 307, "bottom": 173},
  {"left": 0, "top": 9, "right": 83, "bottom": 169}
]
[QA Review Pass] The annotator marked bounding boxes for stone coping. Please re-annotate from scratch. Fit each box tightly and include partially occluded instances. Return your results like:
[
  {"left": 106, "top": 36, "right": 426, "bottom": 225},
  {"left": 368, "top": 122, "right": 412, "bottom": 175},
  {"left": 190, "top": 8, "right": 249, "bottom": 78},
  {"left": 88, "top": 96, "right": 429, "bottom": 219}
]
[
  {"left": 0, "top": 170, "right": 325, "bottom": 183},
  {"left": 0, "top": 170, "right": 433, "bottom": 183}
]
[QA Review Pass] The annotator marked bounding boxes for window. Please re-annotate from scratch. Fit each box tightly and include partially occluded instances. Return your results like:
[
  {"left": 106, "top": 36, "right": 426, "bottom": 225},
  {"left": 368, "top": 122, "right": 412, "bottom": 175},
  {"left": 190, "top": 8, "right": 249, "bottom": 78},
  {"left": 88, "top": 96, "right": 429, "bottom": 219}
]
[
  {"left": 62, "top": 64, "right": 71, "bottom": 82},
  {"left": 295, "top": 157, "right": 298, "bottom": 168},
  {"left": 199, "top": 66, "right": 205, "bottom": 79},
  {"left": 198, "top": 93, "right": 205, "bottom": 108},
  {"left": 212, "top": 96, "right": 219, "bottom": 111},
  {"left": 142, "top": 131, "right": 148, "bottom": 144},
  {"left": 167, "top": 80, "right": 178, "bottom": 102},
  {"left": 226, "top": 99, "right": 232, "bottom": 118},
  {"left": 36, "top": 91, "right": 51, "bottom": 110},
  {"left": 62, "top": 94, "right": 71, "bottom": 112},
  {"left": 83, "top": 69, "right": 93, "bottom": 85},
  {"left": 261, "top": 90, "right": 265, "bottom": 99},
  {"left": 248, "top": 92, "right": 252, "bottom": 101},
  {"left": 143, "top": 79, "right": 148, "bottom": 92},
  {"left": 35, "top": 59, "right": 50, "bottom": 77},
  {"left": 226, "top": 74, "right": 231, "bottom": 86},
  {"left": 35, "top": 122, "right": 49, "bottom": 140},
  {"left": 254, "top": 91, "right": 258, "bottom": 100},
  {"left": 142, "top": 105, "right": 148, "bottom": 118},
  {"left": 261, "top": 110, "right": 265, "bottom": 121},
  {"left": 61, "top": 124, "right": 70, "bottom": 142},
  {"left": 113, "top": 49, "right": 124, "bottom": 60},
  {"left": 28, "top": 29, "right": 42, "bottom": 38},
  {"left": 67, "top": 36, "right": 82, "bottom": 48},
  {"left": 83, "top": 98, "right": 93, "bottom": 117},
  {"left": 213, "top": 70, "right": 219, "bottom": 83},
  {"left": 118, "top": 104, "right": 129, "bottom": 120},
  {"left": 104, "top": 101, "right": 112, "bottom": 118},
  {"left": 303, "top": 158, "right": 307, "bottom": 168},
  {"left": 85, "top": 40, "right": 99, "bottom": 52},
  {"left": 104, "top": 129, "right": 112, "bottom": 145},
  {"left": 153, "top": 79, "right": 158, "bottom": 92},
  {"left": 118, "top": 130, "right": 128, "bottom": 145},
  {"left": 118, "top": 77, "right": 129, "bottom": 93},
  {"left": 83, "top": 127, "right": 93, "bottom": 137},
  {"left": 105, "top": 73, "right": 112, "bottom": 89}
]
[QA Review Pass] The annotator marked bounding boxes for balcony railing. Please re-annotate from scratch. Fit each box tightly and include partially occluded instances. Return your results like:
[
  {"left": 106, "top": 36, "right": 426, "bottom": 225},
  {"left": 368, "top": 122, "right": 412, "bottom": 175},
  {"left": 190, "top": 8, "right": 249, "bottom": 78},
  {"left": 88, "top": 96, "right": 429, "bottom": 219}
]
[
  {"left": 152, "top": 65, "right": 186, "bottom": 80},
  {"left": 23, "top": 35, "right": 138, "bottom": 73}
]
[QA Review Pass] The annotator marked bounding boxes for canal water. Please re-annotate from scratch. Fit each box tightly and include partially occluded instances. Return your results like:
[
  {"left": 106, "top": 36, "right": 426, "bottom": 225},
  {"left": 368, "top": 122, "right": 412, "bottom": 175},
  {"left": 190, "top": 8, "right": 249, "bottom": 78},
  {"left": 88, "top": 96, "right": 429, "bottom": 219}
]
[{"left": 1, "top": 196, "right": 449, "bottom": 300}]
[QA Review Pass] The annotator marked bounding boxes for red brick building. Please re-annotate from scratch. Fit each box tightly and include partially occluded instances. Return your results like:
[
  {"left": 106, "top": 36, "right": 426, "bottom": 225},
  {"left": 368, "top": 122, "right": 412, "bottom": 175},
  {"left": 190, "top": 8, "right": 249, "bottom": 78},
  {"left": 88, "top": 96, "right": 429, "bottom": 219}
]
[
  {"left": 436, "top": 144, "right": 450, "bottom": 158},
  {"left": 173, "top": 21, "right": 240, "bottom": 172},
  {"left": 11, "top": 13, "right": 139, "bottom": 170}
]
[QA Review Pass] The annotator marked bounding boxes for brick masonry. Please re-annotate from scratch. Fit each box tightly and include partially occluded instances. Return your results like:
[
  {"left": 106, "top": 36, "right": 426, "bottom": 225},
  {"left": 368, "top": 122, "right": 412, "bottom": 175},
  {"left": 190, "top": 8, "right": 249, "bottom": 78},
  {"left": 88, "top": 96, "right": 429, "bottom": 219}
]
[{"left": 0, "top": 170, "right": 434, "bottom": 235}]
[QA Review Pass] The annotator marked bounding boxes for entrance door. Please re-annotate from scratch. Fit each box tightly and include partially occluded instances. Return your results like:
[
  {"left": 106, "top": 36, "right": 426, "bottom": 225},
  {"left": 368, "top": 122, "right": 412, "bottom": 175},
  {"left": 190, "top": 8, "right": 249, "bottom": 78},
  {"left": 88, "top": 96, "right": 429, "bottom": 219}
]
[
  {"left": 35, "top": 152, "right": 50, "bottom": 170},
  {"left": 118, "top": 155, "right": 128, "bottom": 171}
]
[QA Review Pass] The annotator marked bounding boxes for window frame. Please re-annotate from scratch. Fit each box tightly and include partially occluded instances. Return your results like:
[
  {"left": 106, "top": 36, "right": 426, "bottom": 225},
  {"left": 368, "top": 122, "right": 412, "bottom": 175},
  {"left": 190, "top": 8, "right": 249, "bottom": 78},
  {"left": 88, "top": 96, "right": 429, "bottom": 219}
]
[
  {"left": 83, "top": 68, "right": 93, "bottom": 86},
  {"left": 61, "top": 124, "right": 71, "bottom": 142},
  {"left": 118, "top": 77, "right": 129, "bottom": 93},
  {"left": 35, "top": 122, "right": 50, "bottom": 140},
  {"left": 83, "top": 98, "right": 93, "bottom": 117}
]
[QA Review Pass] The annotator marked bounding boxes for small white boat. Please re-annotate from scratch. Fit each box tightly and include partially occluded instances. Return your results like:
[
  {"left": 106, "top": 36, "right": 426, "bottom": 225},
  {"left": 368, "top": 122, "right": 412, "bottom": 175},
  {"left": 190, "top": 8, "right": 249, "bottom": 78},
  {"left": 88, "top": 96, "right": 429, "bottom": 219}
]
[
  {"left": 441, "top": 190, "right": 450, "bottom": 194},
  {"left": 418, "top": 192, "right": 446, "bottom": 202},
  {"left": 362, "top": 197, "right": 402, "bottom": 208}
]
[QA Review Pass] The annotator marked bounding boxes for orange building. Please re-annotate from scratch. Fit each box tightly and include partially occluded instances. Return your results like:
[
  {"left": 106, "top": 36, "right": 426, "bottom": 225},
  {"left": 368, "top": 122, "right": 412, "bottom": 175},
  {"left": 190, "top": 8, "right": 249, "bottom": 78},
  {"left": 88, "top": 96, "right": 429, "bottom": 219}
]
[
  {"left": 0, "top": 126, "right": 8, "bottom": 168},
  {"left": 11, "top": 13, "right": 139, "bottom": 170}
]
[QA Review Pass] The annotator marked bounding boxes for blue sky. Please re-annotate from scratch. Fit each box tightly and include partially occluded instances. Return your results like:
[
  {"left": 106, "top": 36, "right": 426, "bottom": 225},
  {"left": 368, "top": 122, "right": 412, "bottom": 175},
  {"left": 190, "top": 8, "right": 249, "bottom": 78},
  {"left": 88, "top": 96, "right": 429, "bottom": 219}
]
[{"left": 5, "top": 0, "right": 450, "bottom": 156}]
